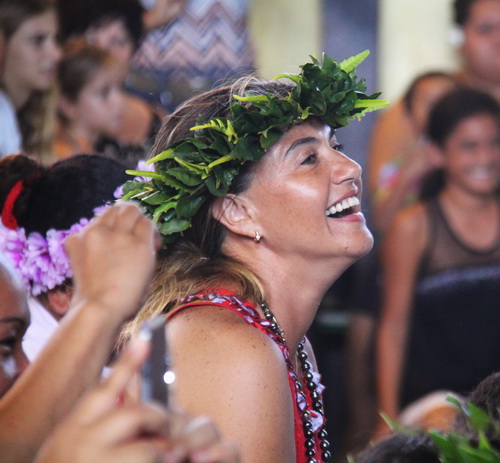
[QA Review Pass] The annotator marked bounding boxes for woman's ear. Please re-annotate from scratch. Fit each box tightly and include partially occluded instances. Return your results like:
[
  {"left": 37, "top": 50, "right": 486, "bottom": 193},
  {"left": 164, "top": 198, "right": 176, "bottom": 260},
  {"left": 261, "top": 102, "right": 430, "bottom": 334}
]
[{"left": 211, "top": 194, "right": 257, "bottom": 239}]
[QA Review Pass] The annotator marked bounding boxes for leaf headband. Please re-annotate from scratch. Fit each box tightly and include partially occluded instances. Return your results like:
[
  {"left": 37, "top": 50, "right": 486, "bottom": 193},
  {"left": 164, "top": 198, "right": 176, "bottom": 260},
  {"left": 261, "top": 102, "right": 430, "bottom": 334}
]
[{"left": 122, "top": 51, "right": 389, "bottom": 248}]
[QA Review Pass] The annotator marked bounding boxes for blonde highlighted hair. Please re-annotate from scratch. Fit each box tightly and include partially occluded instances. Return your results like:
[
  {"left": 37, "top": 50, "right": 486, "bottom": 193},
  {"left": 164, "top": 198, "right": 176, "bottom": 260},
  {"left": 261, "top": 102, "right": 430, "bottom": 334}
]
[{"left": 119, "top": 77, "right": 295, "bottom": 346}]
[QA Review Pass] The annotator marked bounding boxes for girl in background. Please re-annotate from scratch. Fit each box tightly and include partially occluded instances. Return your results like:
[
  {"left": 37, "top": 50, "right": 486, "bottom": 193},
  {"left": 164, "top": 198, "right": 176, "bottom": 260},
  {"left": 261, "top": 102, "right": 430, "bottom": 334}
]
[
  {"left": 377, "top": 88, "right": 500, "bottom": 434},
  {"left": 54, "top": 40, "right": 124, "bottom": 160},
  {"left": 0, "top": 154, "right": 130, "bottom": 360},
  {"left": 0, "top": 0, "right": 61, "bottom": 162}
]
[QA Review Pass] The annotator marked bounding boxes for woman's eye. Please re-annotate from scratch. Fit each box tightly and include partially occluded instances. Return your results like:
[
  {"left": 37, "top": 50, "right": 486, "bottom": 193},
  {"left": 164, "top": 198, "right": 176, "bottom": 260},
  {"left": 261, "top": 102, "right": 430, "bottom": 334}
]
[
  {"left": 331, "top": 144, "right": 344, "bottom": 152},
  {"left": 0, "top": 337, "right": 17, "bottom": 357},
  {"left": 301, "top": 153, "right": 317, "bottom": 165}
]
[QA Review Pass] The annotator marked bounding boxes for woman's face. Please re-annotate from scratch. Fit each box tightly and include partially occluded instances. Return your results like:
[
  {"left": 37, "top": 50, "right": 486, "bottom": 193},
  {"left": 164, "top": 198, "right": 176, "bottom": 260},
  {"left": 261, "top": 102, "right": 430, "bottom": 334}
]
[
  {"left": 3, "top": 10, "right": 61, "bottom": 94},
  {"left": 0, "top": 267, "right": 30, "bottom": 398},
  {"left": 461, "top": 0, "right": 500, "bottom": 82},
  {"left": 85, "top": 19, "right": 134, "bottom": 69},
  {"left": 71, "top": 65, "right": 124, "bottom": 138},
  {"left": 441, "top": 113, "right": 500, "bottom": 195},
  {"left": 241, "top": 119, "right": 373, "bottom": 265}
]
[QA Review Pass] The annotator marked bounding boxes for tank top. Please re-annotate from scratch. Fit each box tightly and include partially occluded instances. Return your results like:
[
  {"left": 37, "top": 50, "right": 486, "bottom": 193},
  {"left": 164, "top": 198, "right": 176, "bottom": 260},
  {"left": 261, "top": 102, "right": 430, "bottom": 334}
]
[
  {"left": 168, "top": 287, "right": 329, "bottom": 463},
  {"left": 400, "top": 198, "right": 500, "bottom": 407}
]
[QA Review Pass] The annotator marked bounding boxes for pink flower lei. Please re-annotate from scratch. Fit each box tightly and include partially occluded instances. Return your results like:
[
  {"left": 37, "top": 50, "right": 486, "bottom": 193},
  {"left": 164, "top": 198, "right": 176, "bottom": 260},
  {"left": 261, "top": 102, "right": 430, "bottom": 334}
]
[{"left": 0, "top": 206, "right": 107, "bottom": 296}]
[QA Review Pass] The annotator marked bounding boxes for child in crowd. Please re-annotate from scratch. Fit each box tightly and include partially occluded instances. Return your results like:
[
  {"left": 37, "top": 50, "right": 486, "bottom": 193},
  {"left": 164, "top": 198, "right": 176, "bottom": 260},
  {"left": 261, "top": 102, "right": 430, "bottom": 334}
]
[
  {"left": 377, "top": 88, "right": 500, "bottom": 434},
  {"left": 0, "top": 205, "right": 238, "bottom": 463},
  {"left": 368, "top": 72, "right": 457, "bottom": 234},
  {"left": 0, "top": 153, "right": 130, "bottom": 360},
  {"left": 54, "top": 40, "right": 124, "bottom": 159}
]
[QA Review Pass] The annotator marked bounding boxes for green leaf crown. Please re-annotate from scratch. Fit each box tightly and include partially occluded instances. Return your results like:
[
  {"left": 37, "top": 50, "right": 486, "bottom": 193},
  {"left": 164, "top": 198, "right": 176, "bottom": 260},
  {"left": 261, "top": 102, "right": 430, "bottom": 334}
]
[{"left": 122, "top": 50, "right": 389, "bottom": 247}]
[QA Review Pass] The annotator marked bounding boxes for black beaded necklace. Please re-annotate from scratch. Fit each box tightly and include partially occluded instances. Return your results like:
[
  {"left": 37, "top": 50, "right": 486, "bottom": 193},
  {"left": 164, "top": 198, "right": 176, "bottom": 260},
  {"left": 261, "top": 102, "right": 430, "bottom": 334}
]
[{"left": 259, "top": 301, "right": 332, "bottom": 463}]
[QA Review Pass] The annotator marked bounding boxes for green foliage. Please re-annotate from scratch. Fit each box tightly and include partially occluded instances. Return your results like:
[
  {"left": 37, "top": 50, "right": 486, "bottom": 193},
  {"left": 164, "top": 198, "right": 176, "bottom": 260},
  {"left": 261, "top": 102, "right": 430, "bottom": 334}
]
[
  {"left": 122, "top": 51, "right": 389, "bottom": 249},
  {"left": 429, "top": 399, "right": 500, "bottom": 463}
]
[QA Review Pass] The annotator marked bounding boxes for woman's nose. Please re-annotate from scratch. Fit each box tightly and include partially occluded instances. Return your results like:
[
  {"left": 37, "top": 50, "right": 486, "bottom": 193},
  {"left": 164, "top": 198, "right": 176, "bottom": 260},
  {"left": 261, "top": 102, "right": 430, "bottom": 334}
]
[{"left": 330, "top": 148, "right": 362, "bottom": 184}]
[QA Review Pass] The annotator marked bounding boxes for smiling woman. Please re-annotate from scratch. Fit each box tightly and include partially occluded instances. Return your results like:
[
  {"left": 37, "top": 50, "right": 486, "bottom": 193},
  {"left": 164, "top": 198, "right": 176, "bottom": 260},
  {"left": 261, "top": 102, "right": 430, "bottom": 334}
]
[{"left": 120, "top": 52, "right": 386, "bottom": 463}]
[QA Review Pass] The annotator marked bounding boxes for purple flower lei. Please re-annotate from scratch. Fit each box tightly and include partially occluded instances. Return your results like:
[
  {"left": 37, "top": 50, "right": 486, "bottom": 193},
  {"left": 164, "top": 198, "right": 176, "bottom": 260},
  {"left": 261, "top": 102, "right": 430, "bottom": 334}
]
[
  {"left": 0, "top": 161, "right": 150, "bottom": 296},
  {"left": 0, "top": 206, "right": 107, "bottom": 296}
]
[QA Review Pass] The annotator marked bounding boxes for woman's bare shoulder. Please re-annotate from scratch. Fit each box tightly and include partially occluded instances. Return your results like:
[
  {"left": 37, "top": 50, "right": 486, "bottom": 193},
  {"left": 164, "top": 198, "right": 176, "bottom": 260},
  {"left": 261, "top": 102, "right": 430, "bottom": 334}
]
[
  {"left": 166, "top": 304, "right": 296, "bottom": 462},
  {"left": 167, "top": 304, "right": 286, "bottom": 375}
]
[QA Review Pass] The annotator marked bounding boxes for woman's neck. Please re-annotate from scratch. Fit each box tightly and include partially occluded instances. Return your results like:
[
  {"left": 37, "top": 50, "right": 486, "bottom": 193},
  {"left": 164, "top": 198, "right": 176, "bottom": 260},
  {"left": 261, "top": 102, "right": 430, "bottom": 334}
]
[
  {"left": 439, "top": 184, "right": 499, "bottom": 250},
  {"left": 456, "top": 69, "right": 500, "bottom": 103},
  {"left": 65, "top": 124, "right": 97, "bottom": 153},
  {"left": 226, "top": 240, "right": 351, "bottom": 352}
]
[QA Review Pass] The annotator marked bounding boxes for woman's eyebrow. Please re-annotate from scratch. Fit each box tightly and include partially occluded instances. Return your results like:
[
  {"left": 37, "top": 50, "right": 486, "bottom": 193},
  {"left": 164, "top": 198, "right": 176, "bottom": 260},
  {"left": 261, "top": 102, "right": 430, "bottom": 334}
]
[
  {"left": 285, "top": 137, "right": 319, "bottom": 157},
  {"left": 0, "top": 317, "right": 29, "bottom": 328}
]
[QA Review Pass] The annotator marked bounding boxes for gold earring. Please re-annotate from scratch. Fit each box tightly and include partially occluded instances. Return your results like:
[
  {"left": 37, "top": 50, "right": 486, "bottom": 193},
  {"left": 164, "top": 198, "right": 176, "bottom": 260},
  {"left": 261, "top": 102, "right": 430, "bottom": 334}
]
[{"left": 254, "top": 231, "right": 261, "bottom": 243}]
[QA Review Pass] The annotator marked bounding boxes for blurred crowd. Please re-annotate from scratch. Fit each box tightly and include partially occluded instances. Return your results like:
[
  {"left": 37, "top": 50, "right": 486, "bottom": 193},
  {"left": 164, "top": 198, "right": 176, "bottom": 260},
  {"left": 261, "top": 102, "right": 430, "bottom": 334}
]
[{"left": 0, "top": 0, "right": 499, "bottom": 462}]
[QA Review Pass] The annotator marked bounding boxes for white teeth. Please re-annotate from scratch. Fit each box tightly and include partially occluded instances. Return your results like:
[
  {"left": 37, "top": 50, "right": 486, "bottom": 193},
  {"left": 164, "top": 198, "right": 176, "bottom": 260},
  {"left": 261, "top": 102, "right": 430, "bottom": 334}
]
[
  {"left": 326, "top": 196, "right": 360, "bottom": 216},
  {"left": 348, "top": 197, "right": 359, "bottom": 207}
]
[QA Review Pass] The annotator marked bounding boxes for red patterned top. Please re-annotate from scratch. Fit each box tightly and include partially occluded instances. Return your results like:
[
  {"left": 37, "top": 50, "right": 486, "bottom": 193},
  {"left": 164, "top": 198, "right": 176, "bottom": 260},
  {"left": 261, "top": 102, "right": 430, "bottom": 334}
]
[{"left": 167, "top": 287, "right": 328, "bottom": 463}]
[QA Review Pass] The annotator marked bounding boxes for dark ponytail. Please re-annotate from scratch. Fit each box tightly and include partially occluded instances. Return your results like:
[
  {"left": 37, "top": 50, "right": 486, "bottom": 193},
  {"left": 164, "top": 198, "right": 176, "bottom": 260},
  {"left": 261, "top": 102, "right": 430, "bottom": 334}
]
[{"left": 0, "top": 154, "right": 130, "bottom": 234}]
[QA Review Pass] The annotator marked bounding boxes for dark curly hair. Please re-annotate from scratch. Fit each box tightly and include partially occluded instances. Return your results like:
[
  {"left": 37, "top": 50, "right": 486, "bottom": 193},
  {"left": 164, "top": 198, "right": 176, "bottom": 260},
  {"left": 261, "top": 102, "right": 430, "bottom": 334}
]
[
  {"left": 0, "top": 154, "right": 130, "bottom": 235},
  {"left": 56, "top": 0, "right": 144, "bottom": 49}
]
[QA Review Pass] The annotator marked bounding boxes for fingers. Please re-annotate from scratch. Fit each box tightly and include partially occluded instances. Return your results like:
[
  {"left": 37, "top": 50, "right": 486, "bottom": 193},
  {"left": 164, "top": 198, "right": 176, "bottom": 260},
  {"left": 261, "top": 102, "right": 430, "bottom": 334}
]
[
  {"left": 189, "top": 441, "right": 240, "bottom": 463},
  {"left": 85, "top": 403, "right": 170, "bottom": 447},
  {"left": 163, "top": 416, "right": 240, "bottom": 463},
  {"left": 69, "top": 338, "right": 151, "bottom": 426}
]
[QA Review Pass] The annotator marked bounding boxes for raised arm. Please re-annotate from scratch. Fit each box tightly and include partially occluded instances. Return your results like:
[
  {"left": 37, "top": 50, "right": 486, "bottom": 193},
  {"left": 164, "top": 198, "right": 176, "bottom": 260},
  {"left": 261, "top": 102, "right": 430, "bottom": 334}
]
[
  {"left": 0, "top": 202, "right": 159, "bottom": 463},
  {"left": 367, "top": 101, "right": 427, "bottom": 234},
  {"left": 375, "top": 203, "right": 428, "bottom": 436}
]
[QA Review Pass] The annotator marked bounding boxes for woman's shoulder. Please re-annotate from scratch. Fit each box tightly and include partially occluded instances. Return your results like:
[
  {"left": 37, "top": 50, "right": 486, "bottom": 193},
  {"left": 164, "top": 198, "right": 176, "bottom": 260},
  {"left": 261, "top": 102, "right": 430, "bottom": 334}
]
[
  {"left": 387, "top": 201, "right": 429, "bottom": 253},
  {"left": 167, "top": 303, "right": 285, "bottom": 365},
  {"left": 393, "top": 201, "right": 427, "bottom": 232},
  {"left": 167, "top": 303, "right": 295, "bottom": 461}
]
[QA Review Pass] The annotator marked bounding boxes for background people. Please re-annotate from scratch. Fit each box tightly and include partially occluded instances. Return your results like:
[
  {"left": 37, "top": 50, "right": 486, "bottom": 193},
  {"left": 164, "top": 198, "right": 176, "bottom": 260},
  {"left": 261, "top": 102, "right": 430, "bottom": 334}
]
[
  {"left": 56, "top": 0, "right": 164, "bottom": 163},
  {"left": 0, "top": 203, "right": 238, "bottom": 463},
  {"left": 376, "top": 88, "right": 500, "bottom": 435},
  {"left": 0, "top": 153, "right": 130, "bottom": 360},
  {"left": 0, "top": 0, "right": 61, "bottom": 162},
  {"left": 54, "top": 40, "right": 124, "bottom": 160}
]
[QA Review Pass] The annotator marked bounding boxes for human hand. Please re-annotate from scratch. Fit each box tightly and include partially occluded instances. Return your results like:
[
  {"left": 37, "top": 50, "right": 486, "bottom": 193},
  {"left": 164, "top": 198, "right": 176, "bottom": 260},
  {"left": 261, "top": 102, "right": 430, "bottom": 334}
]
[
  {"left": 34, "top": 338, "right": 170, "bottom": 463},
  {"left": 164, "top": 414, "right": 240, "bottom": 463},
  {"left": 34, "top": 335, "right": 239, "bottom": 463},
  {"left": 65, "top": 202, "right": 160, "bottom": 323},
  {"left": 143, "top": 0, "right": 188, "bottom": 31}
]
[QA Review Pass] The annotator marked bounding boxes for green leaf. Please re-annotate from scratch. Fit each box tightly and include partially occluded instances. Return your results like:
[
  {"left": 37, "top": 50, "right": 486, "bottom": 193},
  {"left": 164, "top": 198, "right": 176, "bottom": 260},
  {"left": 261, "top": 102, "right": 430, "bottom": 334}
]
[
  {"left": 147, "top": 148, "right": 176, "bottom": 164},
  {"left": 160, "top": 218, "right": 191, "bottom": 236},
  {"left": 340, "top": 50, "right": 370, "bottom": 73},
  {"left": 125, "top": 169, "right": 163, "bottom": 181},
  {"left": 176, "top": 195, "right": 205, "bottom": 219}
]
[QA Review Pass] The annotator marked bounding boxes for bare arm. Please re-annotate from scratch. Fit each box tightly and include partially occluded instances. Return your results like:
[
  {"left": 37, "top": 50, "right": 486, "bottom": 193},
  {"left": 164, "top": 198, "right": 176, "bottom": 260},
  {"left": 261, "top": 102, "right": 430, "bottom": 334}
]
[
  {"left": 375, "top": 203, "right": 427, "bottom": 436},
  {"left": 167, "top": 305, "right": 296, "bottom": 463},
  {"left": 367, "top": 101, "right": 429, "bottom": 233},
  {"left": 0, "top": 203, "right": 159, "bottom": 463},
  {"left": 34, "top": 338, "right": 239, "bottom": 463}
]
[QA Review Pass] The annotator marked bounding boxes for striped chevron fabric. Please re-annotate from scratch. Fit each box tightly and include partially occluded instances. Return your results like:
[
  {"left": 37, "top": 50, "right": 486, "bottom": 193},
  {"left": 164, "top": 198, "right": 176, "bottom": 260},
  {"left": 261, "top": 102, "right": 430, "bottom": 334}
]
[{"left": 130, "top": 0, "right": 255, "bottom": 111}]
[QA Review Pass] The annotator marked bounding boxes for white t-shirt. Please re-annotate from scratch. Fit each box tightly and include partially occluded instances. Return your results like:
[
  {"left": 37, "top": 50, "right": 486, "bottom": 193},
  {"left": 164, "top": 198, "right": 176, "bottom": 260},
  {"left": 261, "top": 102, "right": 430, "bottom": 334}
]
[
  {"left": 0, "top": 91, "right": 22, "bottom": 158},
  {"left": 23, "top": 297, "right": 59, "bottom": 362}
]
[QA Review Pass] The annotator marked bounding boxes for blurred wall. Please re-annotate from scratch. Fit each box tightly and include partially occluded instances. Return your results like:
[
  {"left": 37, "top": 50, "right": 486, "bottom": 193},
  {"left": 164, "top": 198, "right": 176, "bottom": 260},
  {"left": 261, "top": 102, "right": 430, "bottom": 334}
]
[
  {"left": 249, "top": 0, "right": 322, "bottom": 78},
  {"left": 379, "top": 0, "right": 458, "bottom": 101}
]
